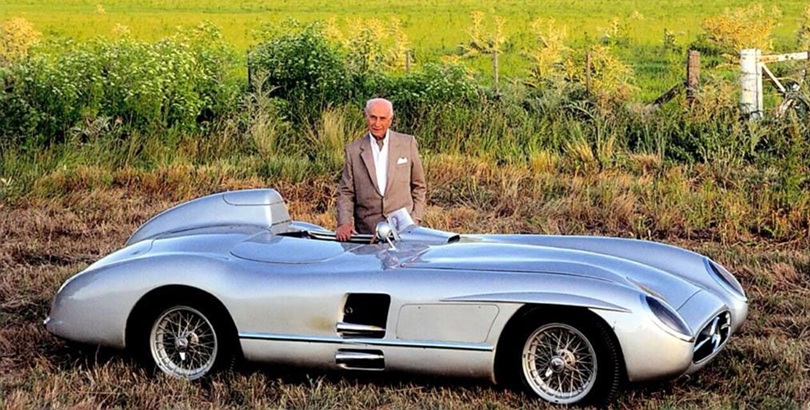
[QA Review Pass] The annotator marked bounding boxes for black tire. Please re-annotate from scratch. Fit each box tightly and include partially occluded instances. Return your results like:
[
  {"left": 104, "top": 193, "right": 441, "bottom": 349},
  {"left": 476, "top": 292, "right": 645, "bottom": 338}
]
[
  {"left": 511, "top": 311, "right": 622, "bottom": 406},
  {"left": 133, "top": 295, "right": 236, "bottom": 380}
]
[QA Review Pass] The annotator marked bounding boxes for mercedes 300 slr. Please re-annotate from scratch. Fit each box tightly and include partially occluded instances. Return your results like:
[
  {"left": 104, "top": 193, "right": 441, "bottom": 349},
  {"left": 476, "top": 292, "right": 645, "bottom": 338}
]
[{"left": 46, "top": 189, "right": 748, "bottom": 405}]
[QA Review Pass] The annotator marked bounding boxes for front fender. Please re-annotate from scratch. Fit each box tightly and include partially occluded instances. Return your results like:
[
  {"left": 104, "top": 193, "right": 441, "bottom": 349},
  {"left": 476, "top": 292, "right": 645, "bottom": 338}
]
[
  {"left": 46, "top": 254, "right": 236, "bottom": 348},
  {"left": 445, "top": 288, "right": 694, "bottom": 382}
]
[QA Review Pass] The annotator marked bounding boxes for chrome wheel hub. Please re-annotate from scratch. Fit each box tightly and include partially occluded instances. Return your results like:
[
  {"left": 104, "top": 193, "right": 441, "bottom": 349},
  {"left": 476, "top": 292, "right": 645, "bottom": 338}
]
[
  {"left": 550, "top": 356, "right": 566, "bottom": 372},
  {"left": 174, "top": 332, "right": 199, "bottom": 352},
  {"left": 549, "top": 349, "right": 575, "bottom": 373}
]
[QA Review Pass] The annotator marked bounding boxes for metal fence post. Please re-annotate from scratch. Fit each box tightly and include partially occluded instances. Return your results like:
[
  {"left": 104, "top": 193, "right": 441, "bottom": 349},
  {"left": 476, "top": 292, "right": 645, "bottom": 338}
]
[{"left": 740, "top": 49, "right": 762, "bottom": 118}]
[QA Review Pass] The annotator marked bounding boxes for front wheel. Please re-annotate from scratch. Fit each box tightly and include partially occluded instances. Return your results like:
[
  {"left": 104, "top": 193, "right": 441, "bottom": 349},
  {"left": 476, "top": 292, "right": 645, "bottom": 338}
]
[
  {"left": 515, "top": 314, "right": 622, "bottom": 405},
  {"left": 143, "top": 303, "right": 233, "bottom": 380}
]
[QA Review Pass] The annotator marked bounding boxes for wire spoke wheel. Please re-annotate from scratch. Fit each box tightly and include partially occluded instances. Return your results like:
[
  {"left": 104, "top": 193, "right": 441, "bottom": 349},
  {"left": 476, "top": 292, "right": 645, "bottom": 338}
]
[
  {"left": 149, "top": 306, "right": 219, "bottom": 379},
  {"left": 521, "top": 323, "right": 597, "bottom": 404}
]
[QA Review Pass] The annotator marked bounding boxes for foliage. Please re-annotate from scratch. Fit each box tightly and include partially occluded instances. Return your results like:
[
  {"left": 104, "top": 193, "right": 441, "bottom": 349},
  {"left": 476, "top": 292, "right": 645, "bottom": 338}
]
[
  {"left": 0, "top": 22, "right": 239, "bottom": 144},
  {"left": 0, "top": 17, "right": 40, "bottom": 64},
  {"left": 524, "top": 18, "right": 635, "bottom": 108},
  {"left": 305, "top": 105, "right": 365, "bottom": 174},
  {"left": 798, "top": 5, "right": 810, "bottom": 50},
  {"left": 524, "top": 18, "right": 570, "bottom": 88},
  {"left": 248, "top": 20, "right": 482, "bottom": 126},
  {"left": 562, "top": 44, "right": 637, "bottom": 107},
  {"left": 327, "top": 17, "right": 411, "bottom": 74},
  {"left": 249, "top": 23, "right": 352, "bottom": 122},
  {"left": 661, "top": 29, "right": 679, "bottom": 52},
  {"left": 1, "top": 14, "right": 810, "bottom": 239},
  {"left": 598, "top": 17, "right": 632, "bottom": 47},
  {"left": 462, "top": 11, "right": 506, "bottom": 57},
  {"left": 383, "top": 63, "right": 482, "bottom": 126},
  {"left": 694, "top": 4, "right": 781, "bottom": 57}
]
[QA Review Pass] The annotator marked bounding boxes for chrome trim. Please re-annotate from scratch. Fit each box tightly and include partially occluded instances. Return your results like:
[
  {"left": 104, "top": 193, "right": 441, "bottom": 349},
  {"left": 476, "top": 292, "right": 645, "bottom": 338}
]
[
  {"left": 445, "top": 292, "right": 630, "bottom": 313},
  {"left": 239, "top": 332, "right": 494, "bottom": 352},
  {"left": 335, "top": 350, "right": 385, "bottom": 371},
  {"left": 335, "top": 351, "right": 385, "bottom": 361},
  {"left": 308, "top": 230, "right": 374, "bottom": 243},
  {"left": 336, "top": 322, "right": 386, "bottom": 334}
]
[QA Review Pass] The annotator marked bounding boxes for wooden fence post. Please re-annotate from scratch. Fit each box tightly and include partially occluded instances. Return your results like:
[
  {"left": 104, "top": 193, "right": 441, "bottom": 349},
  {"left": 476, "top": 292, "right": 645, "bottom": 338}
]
[
  {"left": 585, "top": 52, "right": 592, "bottom": 97},
  {"left": 492, "top": 50, "right": 500, "bottom": 94},
  {"left": 405, "top": 50, "right": 411, "bottom": 73},
  {"left": 686, "top": 50, "right": 700, "bottom": 105},
  {"left": 247, "top": 48, "right": 253, "bottom": 93}
]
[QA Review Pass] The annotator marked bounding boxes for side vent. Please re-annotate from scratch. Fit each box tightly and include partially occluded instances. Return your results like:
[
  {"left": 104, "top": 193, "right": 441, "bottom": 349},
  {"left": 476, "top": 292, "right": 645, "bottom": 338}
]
[{"left": 338, "top": 294, "right": 391, "bottom": 339}]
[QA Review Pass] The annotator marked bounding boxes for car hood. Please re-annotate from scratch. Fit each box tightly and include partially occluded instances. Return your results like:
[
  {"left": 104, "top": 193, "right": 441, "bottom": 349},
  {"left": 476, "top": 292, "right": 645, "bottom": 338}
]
[{"left": 401, "top": 239, "right": 703, "bottom": 309}]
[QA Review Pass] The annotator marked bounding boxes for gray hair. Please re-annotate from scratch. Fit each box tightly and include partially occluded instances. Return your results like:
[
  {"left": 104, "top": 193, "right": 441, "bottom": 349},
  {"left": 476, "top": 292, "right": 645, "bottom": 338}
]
[{"left": 364, "top": 98, "right": 394, "bottom": 116}]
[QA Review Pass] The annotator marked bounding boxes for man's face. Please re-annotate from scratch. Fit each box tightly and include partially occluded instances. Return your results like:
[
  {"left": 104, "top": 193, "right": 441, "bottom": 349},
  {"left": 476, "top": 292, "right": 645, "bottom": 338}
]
[{"left": 365, "top": 102, "right": 393, "bottom": 138}]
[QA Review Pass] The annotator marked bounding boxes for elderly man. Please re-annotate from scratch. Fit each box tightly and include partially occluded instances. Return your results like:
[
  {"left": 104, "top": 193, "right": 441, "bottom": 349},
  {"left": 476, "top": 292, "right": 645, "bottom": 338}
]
[{"left": 335, "top": 98, "right": 427, "bottom": 241}]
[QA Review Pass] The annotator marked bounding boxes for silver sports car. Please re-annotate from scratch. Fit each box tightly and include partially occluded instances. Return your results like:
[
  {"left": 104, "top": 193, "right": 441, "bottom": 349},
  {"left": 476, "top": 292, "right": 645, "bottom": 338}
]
[{"left": 46, "top": 189, "right": 748, "bottom": 405}]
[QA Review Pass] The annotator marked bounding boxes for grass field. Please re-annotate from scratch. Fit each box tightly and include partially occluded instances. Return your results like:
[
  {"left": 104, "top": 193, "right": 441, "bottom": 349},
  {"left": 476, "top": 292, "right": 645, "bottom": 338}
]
[
  {"left": 2, "top": 0, "right": 808, "bottom": 97},
  {"left": 1, "top": 0, "right": 805, "bottom": 49}
]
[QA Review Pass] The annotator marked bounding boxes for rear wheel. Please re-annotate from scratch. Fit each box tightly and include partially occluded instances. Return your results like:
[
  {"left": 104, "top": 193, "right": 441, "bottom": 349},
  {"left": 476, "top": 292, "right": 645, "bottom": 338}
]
[
  {"left": 514, "top": 313, "right": 622, "bottom": 405},
  {"left": 133, "top": 295, "right": 236, "bottom": 380},
  {"left": 149, "top": 305, "right": 220, "bottom": 379}
]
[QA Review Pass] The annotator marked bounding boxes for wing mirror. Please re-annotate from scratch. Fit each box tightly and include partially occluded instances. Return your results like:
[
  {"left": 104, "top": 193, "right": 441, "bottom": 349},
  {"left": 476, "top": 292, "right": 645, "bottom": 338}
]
[{"left": 375, "top": 221, "right": 397, "bottom": 251}]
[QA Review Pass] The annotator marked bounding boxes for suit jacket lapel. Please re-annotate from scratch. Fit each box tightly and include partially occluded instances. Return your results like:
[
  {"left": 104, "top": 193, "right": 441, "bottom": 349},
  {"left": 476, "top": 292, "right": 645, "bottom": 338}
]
[
  {"left": 359, "top": 138, "right": 382, "bottom": 195},
  {"left": 384, "top": 133, "right": 402, "bottom": 196}
]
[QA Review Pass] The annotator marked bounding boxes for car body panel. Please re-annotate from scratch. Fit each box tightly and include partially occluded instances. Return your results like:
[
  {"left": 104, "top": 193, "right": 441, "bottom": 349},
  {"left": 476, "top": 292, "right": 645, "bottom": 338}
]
[{"left": 46, "top": 189, "right": 748, "bottom": 390}]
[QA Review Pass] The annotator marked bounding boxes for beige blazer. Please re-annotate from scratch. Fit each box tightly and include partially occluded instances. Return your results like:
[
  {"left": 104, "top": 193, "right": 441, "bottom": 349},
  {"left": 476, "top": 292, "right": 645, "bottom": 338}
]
[{"left": 337, "top": 131, "right": 427, "bottom": 234}]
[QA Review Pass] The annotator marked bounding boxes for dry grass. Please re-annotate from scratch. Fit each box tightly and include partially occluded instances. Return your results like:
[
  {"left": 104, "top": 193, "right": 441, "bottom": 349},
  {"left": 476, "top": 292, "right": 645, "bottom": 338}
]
[{"left": 1, "top": 163, "right": 809, "bottom": 409}]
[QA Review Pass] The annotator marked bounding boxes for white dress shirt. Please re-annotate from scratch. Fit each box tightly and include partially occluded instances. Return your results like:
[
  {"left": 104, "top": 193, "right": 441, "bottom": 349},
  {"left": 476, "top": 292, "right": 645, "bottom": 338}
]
[{"left": 369, "top": 131, "right": 389, "bottom": 195}]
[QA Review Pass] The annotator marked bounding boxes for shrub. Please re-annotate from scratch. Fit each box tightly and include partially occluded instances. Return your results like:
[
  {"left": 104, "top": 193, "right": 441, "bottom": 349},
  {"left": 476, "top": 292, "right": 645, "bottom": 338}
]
[
  {"left": 338, "top": 17, "right": 411, "bottom": 74},
  {"left": 524, "top": 18, "right": 570, "bottom": 89},
  {"left": 0, "top": 23, "right": 239, "bottom": 144},
  {"left": 462, "top": 11, "right": 507, "bottom": 57},
  {"left": 383, "top": 63, "right": 482, "bottom": 127},
  {"left": 0, "top": 17, "right": 40, "bottom": 64},
  {"left": 693, "top": 4, "right": 780, "bottom": 57},
  {"left": 249, "top": 24, "right": 351, "bottom": 122},
  {"left": 561, "top": 44, "right": 636, "bottom": 108}
]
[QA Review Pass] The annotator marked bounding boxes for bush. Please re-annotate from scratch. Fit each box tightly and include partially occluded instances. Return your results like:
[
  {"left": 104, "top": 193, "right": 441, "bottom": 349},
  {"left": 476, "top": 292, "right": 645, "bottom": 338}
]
[
  {"left": 0, "top": 17, "right": 40, "bottom": 64},
  {"left": 249, "top": 25, "right": 352, "bottom": 122},
  {"left": 0, "top": 23, "right": 239, "bottom": 144},
  {"left": 692, "top": 4, "right": 780, "bottom": 57},
  {"left": 382, "top": 63, "right": 482, "bottom": 126}
]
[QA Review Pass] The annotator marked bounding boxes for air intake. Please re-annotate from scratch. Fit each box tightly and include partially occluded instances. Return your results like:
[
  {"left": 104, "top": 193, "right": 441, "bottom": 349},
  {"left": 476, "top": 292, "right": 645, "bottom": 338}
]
[{"left": 693, "top": 311, "right": 731, "bottom": 363}]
